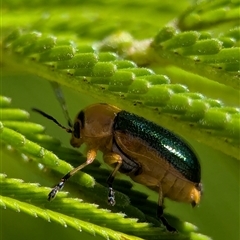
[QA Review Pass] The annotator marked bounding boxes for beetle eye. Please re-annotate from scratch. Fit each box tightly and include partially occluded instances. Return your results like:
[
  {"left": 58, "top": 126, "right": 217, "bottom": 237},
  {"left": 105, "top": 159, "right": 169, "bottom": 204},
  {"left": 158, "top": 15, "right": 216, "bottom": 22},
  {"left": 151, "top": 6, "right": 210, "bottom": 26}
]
[{"left": 73, "top": 121, "right": 80, "bottom": 138}]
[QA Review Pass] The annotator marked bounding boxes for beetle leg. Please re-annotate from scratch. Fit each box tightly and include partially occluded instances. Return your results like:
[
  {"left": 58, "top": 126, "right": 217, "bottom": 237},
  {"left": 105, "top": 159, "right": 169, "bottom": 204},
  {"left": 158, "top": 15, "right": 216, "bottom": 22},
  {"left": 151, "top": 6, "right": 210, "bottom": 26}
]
[
  {"left": 157, "top": 186, "right": 177, "bottom": 232},
  {"left": 103, "top": 153, "right": 123, "bottom": 206},
  {"left": 48, "top": 149, "right": 97, "bottom": 201}
]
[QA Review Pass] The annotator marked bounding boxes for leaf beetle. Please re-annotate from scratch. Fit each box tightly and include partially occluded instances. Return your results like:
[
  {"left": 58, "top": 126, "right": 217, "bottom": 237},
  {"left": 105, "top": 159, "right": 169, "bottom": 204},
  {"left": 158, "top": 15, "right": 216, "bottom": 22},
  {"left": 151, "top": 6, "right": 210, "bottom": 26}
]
[{"left": 33, "top": 83, "right": 202, "bottom": 232}]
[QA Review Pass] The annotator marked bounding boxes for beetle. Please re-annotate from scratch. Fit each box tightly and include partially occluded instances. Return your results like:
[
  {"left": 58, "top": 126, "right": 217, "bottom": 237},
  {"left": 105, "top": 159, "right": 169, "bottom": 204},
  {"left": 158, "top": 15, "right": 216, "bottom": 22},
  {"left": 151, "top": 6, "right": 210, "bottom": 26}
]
[{"left": 33, "top": 84, "right": 202, "bottom": 232}]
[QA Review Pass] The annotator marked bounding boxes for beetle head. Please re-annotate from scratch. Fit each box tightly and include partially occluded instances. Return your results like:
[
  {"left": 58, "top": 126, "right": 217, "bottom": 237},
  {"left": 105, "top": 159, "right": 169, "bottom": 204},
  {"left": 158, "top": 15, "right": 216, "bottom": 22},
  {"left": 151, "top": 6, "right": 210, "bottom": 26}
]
[{"left": 70, "top": 104, "right": 121, "bottom": 148}]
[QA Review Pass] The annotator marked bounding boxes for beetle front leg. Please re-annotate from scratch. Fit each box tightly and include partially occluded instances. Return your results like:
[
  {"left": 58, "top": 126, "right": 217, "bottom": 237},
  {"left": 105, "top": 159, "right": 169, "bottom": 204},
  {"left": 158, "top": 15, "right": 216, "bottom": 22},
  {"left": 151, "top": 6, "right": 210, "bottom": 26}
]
[
  {"left": 48, "top": 149, "right": 97, "bottom": 201},
  {"left": 157, "top": 186, "right": 176, "bottom": 232},
  {"left": 103, "top": 153, "right": 122, "bottom": 206}
]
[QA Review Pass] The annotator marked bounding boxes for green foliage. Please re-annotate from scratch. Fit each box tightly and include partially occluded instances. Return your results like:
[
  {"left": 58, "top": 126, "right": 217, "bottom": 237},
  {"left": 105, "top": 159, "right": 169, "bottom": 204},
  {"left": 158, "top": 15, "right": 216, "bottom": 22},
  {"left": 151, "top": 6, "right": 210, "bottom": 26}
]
[{"left": 1, "top": 0, "right": 239, "bottom": 240}]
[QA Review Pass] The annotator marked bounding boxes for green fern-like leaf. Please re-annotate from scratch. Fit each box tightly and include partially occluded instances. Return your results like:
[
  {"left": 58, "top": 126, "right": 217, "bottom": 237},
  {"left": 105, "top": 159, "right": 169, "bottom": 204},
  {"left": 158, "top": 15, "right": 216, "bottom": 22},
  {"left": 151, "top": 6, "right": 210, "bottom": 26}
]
[{"left": 1, "top": 1, "right": 239, "bottom": 240}]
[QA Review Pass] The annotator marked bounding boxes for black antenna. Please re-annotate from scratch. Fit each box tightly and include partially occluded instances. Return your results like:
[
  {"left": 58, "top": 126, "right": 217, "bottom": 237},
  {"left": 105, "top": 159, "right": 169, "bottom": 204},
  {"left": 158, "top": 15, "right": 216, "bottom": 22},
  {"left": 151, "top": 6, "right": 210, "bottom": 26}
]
[
  {"left": 50, "top": 81, "right": 73, "bottom": 128},
  {"left": 32, "top": 108, "right": 72, "bottom": 133}
]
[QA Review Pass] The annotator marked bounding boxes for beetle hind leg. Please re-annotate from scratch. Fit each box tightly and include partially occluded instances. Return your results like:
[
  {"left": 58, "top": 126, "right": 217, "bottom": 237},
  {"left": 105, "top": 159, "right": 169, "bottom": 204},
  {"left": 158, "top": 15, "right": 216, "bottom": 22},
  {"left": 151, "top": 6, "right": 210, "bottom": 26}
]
[{"left": 157, "top": 186, "right": 177, "bottom": 232}]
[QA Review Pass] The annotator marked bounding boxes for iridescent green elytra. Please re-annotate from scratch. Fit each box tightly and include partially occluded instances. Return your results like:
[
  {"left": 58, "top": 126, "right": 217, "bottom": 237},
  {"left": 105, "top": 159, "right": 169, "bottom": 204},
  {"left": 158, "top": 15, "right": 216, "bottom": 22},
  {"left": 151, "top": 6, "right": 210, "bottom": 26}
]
[{"left": 114, "top": 110, "right": 201, "bottom": 183}]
